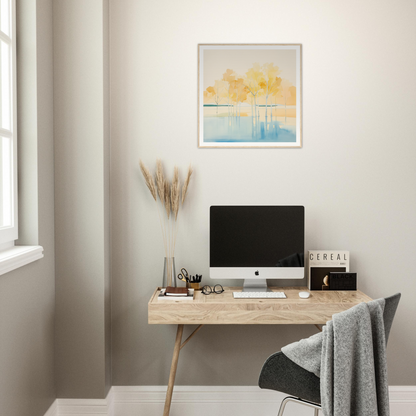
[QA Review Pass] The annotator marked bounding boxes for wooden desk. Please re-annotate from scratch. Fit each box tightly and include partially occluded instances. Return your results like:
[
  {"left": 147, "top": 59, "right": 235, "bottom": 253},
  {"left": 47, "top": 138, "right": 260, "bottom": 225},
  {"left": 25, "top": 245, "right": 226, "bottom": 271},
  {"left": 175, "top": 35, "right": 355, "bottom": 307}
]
[{"left": 148, "top": 286, "right": 372, "bottom": 416}]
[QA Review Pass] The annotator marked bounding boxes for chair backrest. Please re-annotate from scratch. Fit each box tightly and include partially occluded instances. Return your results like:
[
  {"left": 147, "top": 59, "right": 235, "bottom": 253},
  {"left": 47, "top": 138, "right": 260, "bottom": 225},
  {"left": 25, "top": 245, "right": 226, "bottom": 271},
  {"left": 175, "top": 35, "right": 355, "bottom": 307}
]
[{"left": 383, "top": 293, "right": 401, "bottom": 345}]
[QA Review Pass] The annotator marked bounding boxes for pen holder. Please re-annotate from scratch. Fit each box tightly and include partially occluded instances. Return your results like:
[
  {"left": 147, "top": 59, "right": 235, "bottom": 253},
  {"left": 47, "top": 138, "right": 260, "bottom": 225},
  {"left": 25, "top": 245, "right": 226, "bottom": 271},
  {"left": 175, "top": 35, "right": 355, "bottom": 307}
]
[{"left": 187, "top": 282, "right": 201, "bottom": 290}]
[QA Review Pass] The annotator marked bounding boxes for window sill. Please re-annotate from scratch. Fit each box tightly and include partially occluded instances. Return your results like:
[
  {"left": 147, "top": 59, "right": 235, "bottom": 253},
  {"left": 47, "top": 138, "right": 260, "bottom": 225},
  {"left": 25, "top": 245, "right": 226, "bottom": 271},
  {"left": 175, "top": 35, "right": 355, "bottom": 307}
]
[{"left": 0, "top": 245, "right": 44, "bottom": 276}]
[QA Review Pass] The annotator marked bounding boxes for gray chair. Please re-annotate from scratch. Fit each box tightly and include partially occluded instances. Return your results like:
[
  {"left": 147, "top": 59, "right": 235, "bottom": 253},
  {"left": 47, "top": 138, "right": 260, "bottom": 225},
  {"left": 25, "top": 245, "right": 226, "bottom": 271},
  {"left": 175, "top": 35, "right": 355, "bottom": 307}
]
[{"left": 258, "top": 293, "right": 401, "bottom": 416}]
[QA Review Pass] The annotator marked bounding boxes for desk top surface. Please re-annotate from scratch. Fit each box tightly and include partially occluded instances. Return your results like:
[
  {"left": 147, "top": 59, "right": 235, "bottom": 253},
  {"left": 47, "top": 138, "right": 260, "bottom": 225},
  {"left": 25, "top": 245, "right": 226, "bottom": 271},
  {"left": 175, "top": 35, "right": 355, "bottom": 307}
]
[{"left": 148, "top": 286, "right": 372, "bottom": 325}]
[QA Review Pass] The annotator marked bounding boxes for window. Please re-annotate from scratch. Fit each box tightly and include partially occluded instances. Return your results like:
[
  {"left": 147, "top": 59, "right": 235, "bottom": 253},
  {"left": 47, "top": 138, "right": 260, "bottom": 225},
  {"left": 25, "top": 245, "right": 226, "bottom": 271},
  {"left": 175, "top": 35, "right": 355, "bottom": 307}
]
[
  {"left": 0, "top": 0, "right": 43, "bottom": 273},
  {"left": 0, "top": 0, "right": 17, "bottom": 247}
]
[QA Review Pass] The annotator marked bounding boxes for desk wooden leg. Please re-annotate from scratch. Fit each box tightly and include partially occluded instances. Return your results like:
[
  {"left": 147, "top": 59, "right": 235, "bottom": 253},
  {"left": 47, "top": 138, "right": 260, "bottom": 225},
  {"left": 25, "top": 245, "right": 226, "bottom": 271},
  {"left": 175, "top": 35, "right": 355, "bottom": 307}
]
[{"left": 163, "top": 324, "right": 184, "bottom": 416}]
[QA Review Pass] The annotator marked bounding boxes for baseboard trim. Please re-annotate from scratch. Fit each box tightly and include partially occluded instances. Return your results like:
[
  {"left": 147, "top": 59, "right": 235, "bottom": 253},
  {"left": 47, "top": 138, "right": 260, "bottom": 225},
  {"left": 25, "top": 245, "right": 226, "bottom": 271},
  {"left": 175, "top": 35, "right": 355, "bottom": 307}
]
[
  {"left": 389, "top": 385, "right": 416, "bottom": 402},
  {"left": 45, "top": 385, "right": 416, "bottom": 416},
  {"left": 112, "top": 385, "right": 282, "bottom": 403},
  {"left": 44, "top": 400, "right": 58, "bottom": 416},
  {"left": 54, "top": 389, "right": 114, "bottom": 416}
]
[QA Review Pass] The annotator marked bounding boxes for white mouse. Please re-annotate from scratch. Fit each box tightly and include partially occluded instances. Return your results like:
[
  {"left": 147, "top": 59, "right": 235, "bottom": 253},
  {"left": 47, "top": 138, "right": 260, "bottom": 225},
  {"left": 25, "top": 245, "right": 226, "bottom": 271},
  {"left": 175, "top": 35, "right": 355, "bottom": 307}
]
[{"left": 299, "top": 291, "right": 311, "bottom": 299}]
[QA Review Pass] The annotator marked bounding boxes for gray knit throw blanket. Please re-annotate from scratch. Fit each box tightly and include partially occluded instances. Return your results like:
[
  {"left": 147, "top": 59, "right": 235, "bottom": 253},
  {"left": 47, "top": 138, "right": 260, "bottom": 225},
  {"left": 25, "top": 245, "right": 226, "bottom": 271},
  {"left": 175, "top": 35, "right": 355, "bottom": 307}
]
[{"left": 282, "top": 299, "right": 390, "bottom": 416}]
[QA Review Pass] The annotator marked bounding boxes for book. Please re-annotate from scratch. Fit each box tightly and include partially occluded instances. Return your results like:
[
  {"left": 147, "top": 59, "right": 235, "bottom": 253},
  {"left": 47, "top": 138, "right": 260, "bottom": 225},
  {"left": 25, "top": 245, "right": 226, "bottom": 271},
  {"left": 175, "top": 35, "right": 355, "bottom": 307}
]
[
  {"left": 165, "top": 286, "right": 188, "bottom": 296},
  {"left": 157, "top": 288, "right": 195, "bottom": 301},
  {"left": 308, "top": 250, "right": 350, "bottom": 290}
]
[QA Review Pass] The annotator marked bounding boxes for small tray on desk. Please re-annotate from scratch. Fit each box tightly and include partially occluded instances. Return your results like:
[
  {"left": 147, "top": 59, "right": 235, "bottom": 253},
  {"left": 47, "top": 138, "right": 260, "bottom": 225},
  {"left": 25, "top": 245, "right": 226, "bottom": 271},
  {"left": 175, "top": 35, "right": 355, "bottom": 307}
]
[
  {"left": 148, "top": 286, "right": 372, "bottom": 326},
  {"left": 157, "top": 288, "right": 195, "bottom": 301}
]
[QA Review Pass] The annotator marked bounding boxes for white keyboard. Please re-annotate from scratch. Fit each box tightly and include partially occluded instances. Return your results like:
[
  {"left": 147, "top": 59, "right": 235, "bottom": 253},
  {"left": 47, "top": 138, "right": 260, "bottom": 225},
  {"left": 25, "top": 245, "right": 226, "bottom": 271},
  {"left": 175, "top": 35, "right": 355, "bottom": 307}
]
[{"left": 233, "top": 291, "right": 286, "bottom": 299}]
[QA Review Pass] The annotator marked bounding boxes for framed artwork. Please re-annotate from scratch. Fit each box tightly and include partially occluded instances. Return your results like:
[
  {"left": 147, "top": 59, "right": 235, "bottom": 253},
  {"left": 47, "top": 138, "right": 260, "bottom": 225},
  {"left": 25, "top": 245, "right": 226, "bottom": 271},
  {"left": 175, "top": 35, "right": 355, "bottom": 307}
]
[{"left": 198, "top": 44, "right": 302, "bottom": 148}]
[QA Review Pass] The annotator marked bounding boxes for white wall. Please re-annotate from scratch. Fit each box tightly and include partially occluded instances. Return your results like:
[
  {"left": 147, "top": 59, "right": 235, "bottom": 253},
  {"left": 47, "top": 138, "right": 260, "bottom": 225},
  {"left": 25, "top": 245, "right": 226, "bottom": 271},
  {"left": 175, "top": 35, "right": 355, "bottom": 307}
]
[
  {"left": 0, "top": 1, "right": 56, "bottom": 415},
  {"left": 54, "top": 0, "right": 111, "bottom": 399},
  {"left": 110, "top": 0, "right": 416, "bottom": 386}
]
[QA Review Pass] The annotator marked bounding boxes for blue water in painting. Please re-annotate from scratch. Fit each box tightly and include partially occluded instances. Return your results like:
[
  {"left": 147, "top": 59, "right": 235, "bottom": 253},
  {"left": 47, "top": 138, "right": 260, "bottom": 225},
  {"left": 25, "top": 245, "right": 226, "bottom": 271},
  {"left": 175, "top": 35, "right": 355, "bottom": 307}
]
[{"left": 204, "top": 112, "right": 296, "bottom": 143}]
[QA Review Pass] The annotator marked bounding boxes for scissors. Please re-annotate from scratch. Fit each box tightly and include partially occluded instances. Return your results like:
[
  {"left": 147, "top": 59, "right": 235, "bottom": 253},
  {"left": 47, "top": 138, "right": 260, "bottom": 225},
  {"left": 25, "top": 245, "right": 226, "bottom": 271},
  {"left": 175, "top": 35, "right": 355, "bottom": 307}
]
[{"left": 177, "top": 268, "right": 190, "bottom": 283}]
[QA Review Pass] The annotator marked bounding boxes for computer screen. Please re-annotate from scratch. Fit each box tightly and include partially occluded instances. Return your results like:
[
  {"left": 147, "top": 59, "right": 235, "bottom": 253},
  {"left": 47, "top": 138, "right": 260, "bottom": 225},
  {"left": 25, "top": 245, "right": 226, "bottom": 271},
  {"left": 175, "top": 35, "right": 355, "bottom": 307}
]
[{"left": 209, "top": 205, "right": 305, "bottom": 288}]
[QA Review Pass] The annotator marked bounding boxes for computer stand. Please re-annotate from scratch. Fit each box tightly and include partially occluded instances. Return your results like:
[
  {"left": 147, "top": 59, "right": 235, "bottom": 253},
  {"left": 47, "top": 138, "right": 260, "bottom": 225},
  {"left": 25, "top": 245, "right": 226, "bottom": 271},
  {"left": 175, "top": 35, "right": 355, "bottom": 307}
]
[{"left": 242, "top": 279, "right": 270, "bottom": 292}]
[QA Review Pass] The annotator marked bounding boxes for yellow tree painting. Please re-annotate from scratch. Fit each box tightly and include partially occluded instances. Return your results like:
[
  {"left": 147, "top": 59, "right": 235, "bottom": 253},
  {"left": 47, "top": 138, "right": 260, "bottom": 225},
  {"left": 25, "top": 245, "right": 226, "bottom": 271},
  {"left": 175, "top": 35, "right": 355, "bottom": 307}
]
[{"left": 198, "top": 44, "right": 302, "bottom": 148}]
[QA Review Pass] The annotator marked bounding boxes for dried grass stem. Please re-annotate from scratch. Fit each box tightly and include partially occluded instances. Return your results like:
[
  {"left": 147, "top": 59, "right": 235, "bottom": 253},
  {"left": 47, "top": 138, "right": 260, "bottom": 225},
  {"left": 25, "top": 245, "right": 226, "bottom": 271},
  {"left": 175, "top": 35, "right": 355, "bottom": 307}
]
[{"left": 139, "top": 159, "right": 194, "bottom": 284}]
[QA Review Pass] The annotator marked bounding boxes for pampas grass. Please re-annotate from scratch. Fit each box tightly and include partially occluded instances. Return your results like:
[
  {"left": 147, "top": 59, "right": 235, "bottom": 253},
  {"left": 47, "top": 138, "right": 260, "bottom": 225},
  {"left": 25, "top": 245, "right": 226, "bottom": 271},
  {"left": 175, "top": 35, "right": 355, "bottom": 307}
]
[
  {"left": 156, "top": 159, "right": 165, "bottom": 203},
  {"left": 139, "top": 159, "right": 193, "bottom": 285},
  {"left": 139, "top": 160, "right": 157, "bottom": 201},
  {"left": 171, "top": 167, "right": 180, "bottom": 221},
  {"left": 182, "top": 164, "right": 193, "bottom": 205},
  {"left": 163, "top": 180, "right": 170, "bottom": 219}
]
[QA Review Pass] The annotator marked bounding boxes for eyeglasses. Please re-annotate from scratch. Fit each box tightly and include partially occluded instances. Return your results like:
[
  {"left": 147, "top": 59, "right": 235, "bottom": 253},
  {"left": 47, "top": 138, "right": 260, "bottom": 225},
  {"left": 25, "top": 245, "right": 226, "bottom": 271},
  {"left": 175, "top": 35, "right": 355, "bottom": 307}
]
[{"left": 201, "top": 284, "right": 224, "bottom": 295}]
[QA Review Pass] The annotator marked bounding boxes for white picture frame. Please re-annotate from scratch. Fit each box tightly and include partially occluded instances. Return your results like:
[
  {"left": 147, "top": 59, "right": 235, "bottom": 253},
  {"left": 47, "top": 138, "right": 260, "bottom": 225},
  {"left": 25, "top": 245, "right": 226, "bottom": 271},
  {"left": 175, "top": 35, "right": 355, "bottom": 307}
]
[{"left": 198, "top": 44, "right": 302, "bottom": 148}]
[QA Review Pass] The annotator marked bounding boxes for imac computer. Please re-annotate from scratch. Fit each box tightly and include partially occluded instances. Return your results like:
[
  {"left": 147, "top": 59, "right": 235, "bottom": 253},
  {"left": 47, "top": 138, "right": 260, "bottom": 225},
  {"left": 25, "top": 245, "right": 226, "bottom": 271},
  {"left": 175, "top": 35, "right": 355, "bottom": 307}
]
[{"left": 209, "top": 205, "right": 305, "bottom": 292}]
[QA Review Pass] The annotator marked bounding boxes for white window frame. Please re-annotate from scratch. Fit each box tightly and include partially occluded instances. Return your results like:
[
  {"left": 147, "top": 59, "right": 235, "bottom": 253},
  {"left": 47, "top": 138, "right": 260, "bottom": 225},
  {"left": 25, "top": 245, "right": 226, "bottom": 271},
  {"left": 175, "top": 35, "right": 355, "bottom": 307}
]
[
  {"left": 0, "top": 0, "right": 17, "bottom": 247},
  {"left": 0, "top": 0, "right": 43, "bottom": 274}
]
